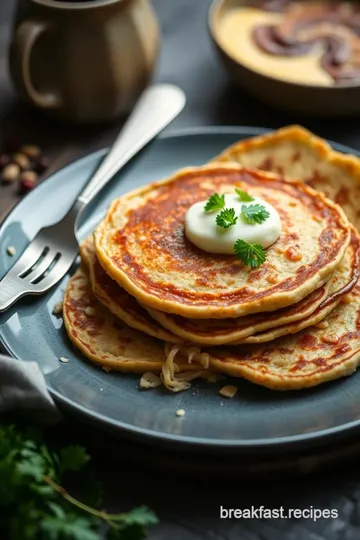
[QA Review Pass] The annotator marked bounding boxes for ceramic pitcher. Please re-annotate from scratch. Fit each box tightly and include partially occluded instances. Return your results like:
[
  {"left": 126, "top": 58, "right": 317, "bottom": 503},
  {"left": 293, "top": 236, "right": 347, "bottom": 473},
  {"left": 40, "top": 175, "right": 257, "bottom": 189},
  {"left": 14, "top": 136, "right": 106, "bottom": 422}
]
[{"left": 9, "top": 0, "right": 160, "bottom": 123}]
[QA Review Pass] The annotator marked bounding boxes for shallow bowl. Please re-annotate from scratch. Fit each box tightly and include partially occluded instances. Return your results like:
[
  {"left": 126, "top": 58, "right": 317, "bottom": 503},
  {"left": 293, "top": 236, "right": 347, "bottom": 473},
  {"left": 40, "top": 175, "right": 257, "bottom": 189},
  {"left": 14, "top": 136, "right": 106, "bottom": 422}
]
[{"left": 208, "top": 0, "right": 360, "bottom": 117}]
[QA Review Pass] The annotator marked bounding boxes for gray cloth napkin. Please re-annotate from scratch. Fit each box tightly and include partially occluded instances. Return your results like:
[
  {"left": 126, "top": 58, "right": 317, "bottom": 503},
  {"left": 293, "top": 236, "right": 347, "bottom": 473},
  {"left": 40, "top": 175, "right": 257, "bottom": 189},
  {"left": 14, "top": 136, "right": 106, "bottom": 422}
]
[{"left": 0, "top": 354, "right": 61, "bottom": 424}]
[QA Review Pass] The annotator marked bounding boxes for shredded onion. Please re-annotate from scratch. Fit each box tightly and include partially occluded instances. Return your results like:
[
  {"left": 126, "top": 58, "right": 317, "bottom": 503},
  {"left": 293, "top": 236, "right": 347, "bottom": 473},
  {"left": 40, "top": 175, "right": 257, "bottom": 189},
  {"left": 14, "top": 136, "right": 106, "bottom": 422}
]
[{"left": 161, "top": 343, "right": 217, "bottom": 392}]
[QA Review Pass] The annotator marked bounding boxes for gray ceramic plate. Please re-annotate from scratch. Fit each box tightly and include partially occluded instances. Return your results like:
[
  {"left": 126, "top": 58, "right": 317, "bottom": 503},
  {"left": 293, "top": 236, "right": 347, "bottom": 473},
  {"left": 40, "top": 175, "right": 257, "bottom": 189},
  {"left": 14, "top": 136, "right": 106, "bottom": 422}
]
[{"left": 1, "top": 127, "right": 360, "bottom": 452}]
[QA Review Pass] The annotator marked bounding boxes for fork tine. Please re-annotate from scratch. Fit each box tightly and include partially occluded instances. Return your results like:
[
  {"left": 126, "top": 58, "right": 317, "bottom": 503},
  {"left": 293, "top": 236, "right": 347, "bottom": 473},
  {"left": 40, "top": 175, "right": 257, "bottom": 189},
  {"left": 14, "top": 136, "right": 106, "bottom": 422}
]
[
  {"left": 33, "top": 254, "right": 77, "bottom": 293},
  {"left": 8, "top": 238, "right": 48, "bottom": 277},
  {"left": 26, "top": 249, "right": 59, "bottom": 283}
]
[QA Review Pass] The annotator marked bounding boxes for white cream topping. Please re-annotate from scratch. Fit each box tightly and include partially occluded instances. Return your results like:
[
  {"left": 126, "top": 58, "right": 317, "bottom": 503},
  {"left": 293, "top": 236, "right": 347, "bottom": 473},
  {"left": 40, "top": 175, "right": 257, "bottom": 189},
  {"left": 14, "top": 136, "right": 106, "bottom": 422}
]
[{"left": 184, "top": 193, "right": 281, "bottom": 254}]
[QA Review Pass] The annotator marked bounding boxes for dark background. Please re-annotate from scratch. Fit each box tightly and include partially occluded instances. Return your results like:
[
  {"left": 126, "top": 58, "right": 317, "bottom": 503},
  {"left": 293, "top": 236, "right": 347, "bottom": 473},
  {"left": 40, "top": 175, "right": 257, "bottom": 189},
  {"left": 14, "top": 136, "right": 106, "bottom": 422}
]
[{"left": 2, "top": 1, "right": 360, "bottom": 539}]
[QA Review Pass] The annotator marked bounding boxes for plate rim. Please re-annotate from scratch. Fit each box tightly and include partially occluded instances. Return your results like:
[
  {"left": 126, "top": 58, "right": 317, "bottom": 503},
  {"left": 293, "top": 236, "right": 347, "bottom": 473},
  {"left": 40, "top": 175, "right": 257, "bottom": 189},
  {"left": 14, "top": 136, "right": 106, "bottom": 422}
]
[{"left": 2, "top": 124, "right": 360, "bottom": 451}]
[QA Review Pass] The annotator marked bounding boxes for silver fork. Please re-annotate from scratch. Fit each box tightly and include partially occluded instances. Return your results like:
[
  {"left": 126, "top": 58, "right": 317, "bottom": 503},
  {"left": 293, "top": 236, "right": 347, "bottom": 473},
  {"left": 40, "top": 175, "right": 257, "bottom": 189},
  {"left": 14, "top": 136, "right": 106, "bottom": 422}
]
[{"left": 0, "top": 84, "right": 186, "bottom": 312}]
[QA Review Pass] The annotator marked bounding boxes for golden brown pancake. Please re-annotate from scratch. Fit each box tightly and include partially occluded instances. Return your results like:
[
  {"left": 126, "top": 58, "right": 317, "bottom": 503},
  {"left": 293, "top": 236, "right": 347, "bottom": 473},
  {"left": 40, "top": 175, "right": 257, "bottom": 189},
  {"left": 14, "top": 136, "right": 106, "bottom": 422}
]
[
  {"left": 239, "top": 229, "right": 360, "bottom": 343},
  {"left": 63, "top": 266, "right": 164, "bottom": 373},
  {"left": 208, "top": 279, "right": 360, "bottom": 390},
  {"left": 94, "top": 163, "right": 351, "bottom": 319},
  {"left": 82, "top": 234, "right": 336, "bottom": 346},
  {"left": 146, "top": 230, "right": 359, "bottom": 345},
  {"left": 146, "top": 283, "right": 331, "bottom": 345},
  {"left": 80, "top": 236, "right": 182, "bottom": 344},
  {"left": 64, "top": 125, "right": 360, "bottom": 393},
  {"left": 214, "top": 125, "right": 360, "bottom": 230},
  {"left": 63, "top": 266, "right": 211, "bottom": 385}
]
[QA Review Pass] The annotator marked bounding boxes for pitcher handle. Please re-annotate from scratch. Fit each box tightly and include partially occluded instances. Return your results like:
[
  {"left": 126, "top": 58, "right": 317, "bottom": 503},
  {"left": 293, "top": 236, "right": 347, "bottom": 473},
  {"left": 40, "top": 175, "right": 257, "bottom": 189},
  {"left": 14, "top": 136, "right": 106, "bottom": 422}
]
[{"left": 10, "top": 20, "right": 62, "bottom": 110}]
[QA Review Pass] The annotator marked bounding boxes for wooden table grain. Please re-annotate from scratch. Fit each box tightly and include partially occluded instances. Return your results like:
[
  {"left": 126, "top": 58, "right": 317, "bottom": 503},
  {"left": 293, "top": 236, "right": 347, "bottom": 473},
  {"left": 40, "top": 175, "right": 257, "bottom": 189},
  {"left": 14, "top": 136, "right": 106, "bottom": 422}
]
[{"left": 3, "top": 1, "right": 360, "bottom": 539}]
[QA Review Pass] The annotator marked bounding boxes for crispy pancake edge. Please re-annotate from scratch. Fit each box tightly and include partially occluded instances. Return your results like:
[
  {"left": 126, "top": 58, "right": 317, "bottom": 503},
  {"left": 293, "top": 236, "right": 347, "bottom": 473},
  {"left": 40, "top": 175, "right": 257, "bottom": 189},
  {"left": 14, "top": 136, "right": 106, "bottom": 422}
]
[
  {"left": 80, "top": 236, "right": 183, "bottom": 344},
  {"left": 94, "top": 163, "right": 351, "bottom": 319}
]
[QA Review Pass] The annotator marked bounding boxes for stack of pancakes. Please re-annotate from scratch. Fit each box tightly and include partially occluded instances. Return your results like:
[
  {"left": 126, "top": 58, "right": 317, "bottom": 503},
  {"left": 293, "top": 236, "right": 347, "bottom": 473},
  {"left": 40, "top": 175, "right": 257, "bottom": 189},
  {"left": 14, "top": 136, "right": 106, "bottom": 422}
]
[{"left": 63, "top": 126, "right": 360, "bottom": 391}]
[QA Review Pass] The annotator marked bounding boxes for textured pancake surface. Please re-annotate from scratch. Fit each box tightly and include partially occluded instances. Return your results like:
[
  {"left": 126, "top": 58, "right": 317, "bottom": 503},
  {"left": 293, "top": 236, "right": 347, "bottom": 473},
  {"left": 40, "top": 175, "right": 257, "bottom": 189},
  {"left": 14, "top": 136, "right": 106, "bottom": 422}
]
[
  {"left": 146, "top": 281, "right": 331, "bottom": 345},
  {"left": 63, "top": 266, "right": 165, "bottom": 373},
  {"left": 239, "top": 230, "right": 360, "bottom": 343},
  {"left": 208, "top": 280, "right": 360, "bottom": 390},
  {"left": 63, "top": 267, "right": 212, "bottom": 384},
  {"left": 94, "top": 164, "right": 350, "bottom": 319},
  {"left": 80, "top": 236, "right": 182, "bottom": 344},
  {"left": 147, "top": 230, "right": 359, "bottom": 345},
  {"left": 215, "top": 125, "right": 360, "bottom": 230}
]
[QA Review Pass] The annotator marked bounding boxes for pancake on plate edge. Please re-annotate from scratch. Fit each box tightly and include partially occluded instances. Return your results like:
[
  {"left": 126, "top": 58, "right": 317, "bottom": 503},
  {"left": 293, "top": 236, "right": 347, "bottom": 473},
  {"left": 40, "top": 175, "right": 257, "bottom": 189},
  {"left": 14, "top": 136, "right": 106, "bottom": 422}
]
[
  {"left": 214, "top": 124, "right": 360, "bottom": 230},
  {"left": 61, "top": 126, "right": 360, "bottom": 393},
  {"left": 63, "top": 266, "right": 216, "bottom": 392},
  {"left": 80, "top": 236, "right": 182, "bottom": 344}
]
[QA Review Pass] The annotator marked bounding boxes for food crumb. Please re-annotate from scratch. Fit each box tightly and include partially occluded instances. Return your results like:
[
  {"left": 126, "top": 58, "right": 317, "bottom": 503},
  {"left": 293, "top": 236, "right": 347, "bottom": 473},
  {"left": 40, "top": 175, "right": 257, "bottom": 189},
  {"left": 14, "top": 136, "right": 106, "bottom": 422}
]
[
  {"left": 176, "top": 408, "right": 185, "bottom": 417},
  {"left": 266, "top": 273, "right": 279, "bottom": 284},
  {"left": 52, "top": 301, "right": 63, "bottom": 315},
  {"left": 321, "top": 335, "right": 338, "bottom": 344},
  {"left": 140, "top": 372, "right": 161, "bottom": 389},
  {"left": 219, "top": 385, "right": 238, "bottom": 398},
  {"left": 59, "top": 356, "right": 69, "bottom": 363},
  {"left": 100, "top": 388, "right": 103, "bottom": 392},
  {"left": 315, "top": 320, "right": 329, "bottom": 329},
  {"left": 6, "top": 246, "right": 16, "bottom": 256},
  {"left": 84, "top": 306, "right": 96, "bottom": 317}
]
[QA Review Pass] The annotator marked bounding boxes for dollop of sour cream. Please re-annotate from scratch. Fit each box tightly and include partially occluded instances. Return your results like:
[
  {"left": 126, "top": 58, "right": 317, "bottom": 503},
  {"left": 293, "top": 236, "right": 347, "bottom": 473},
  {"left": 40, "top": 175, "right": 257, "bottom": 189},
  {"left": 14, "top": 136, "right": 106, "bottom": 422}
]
[{"left": 185, "top": 193, "right": 281, "bottom": 254}]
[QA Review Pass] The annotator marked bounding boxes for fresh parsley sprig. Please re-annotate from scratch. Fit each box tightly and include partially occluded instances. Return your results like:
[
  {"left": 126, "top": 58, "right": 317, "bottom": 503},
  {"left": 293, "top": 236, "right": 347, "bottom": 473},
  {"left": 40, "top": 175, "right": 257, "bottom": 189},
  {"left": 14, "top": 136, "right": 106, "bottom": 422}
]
[
  {"left": 234, "top": 239, "right": 266, "bottom": 268},
  {"left": 201, "top": 191, "right": 268, "bottom": 268},
  {"left": 216, "top": 208, "right": 238, "bottom": 229},
  {"left": 204, "top": 193, "right": 225, "bottom": 212},
  {"left": 240, "top": 204, "right": 270, "bottom": 225},
  {"left": 235, "top": 188, "right": 254, "bottom": 202},
  {"left": 0, "top": 423, "right": 157, "bottom": 540}
]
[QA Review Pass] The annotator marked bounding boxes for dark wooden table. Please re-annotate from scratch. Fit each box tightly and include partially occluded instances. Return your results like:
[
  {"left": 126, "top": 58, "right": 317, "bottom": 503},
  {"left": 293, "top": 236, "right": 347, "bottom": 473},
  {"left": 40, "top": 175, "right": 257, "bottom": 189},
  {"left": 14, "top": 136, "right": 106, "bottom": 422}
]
[{"left": 3, "top": 1, "right": 360, "bottom": 539}]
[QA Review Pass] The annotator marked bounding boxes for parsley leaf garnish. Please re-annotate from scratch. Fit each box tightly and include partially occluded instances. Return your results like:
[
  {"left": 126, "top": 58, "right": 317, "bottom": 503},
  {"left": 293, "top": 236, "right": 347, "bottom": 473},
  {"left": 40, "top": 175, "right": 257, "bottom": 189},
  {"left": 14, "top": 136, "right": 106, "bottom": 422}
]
[
  {"left": 0, "top": 423, "right": 158, "bottom": 539},
  {"left": 204, "top": 193, "right": 225, "bottom": 212},
  {"left": 235, "top": 188, "right": 254, "bottom": 202},
  {"left": 240, "top": 204, "right": 270, "bottom": 224},
  {"left": 234, "top": 239, "right": 266, "bottom": 268},
  {"left": 216, "top": 208, "right": 238, "bottom": 229}
]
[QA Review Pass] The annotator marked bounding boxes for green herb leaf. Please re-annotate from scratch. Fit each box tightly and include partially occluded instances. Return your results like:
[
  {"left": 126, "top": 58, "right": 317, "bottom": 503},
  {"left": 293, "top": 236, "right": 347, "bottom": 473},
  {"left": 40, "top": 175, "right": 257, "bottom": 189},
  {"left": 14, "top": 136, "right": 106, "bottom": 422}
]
[
  {"left": 204, "top": 193, "right": 225, "bottom": 212},
  {"left": 40, "top": 513, "right": 99, "bottom": 540},
  {"left": 215, "top": 208, "right": 238, "bottom": 229},
  {"left": 235, "top": 188, "right": 254, "bottom": 202},
  {"left": 234, "top": 239, "right": 266, "bottom": 268},
  {"left": 17, "top": 447, "right": 49, "bottom": 482},
  {"left": 47, "top": 502, "right": 67, "bottom": 519},
  {"left": 110, "top": 506, "right": 158, "bottom": 527},
  {"left": 0, "top": 423, "right": 158, "bottom": 540},
  {"left": 59, "top": 446, "right": 90, "bottom": 476},
  {"left": 106, "top": 506, "right": 158, "bottom": 540},
  {"left": 240, "top": 204, "right": 270, "bottom": 224}
]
